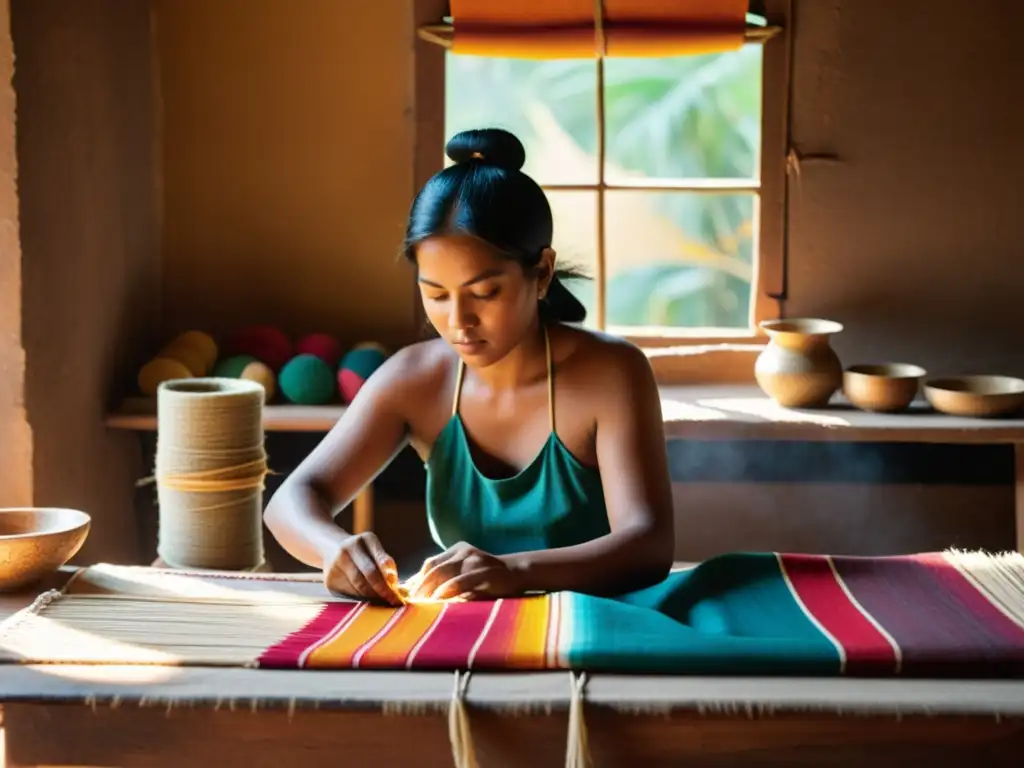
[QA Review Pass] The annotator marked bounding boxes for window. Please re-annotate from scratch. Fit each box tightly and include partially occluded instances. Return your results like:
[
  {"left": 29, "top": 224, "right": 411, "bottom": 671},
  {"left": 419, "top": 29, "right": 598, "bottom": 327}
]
[{"left": 435, "top": 2, "right": 789, "bottom": 347}]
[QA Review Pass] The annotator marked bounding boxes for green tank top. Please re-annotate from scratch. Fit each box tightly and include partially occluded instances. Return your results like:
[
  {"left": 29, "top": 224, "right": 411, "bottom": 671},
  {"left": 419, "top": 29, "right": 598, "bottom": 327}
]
[{"left": 424, "top": 326, "right": 611, "bottom": 556}]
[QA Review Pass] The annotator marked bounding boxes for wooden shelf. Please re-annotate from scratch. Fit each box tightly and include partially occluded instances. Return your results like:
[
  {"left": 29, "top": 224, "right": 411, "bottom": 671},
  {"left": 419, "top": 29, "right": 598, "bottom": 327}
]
[
  {"left": 106, "top": 397, "right": 348, "bottom": 433},
  {"left": 106, "top": 386, "right": 1024, "bottom": 444}
]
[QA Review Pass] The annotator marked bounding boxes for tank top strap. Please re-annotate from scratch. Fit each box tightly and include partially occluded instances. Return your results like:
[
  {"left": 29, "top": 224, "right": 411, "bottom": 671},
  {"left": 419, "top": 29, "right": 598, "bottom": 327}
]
[
  {"left": 544, "top": 325, "right": 555, "bottom": 433},
  {"left": 452, "top": 357, "right": 466, "bottom": 418}
]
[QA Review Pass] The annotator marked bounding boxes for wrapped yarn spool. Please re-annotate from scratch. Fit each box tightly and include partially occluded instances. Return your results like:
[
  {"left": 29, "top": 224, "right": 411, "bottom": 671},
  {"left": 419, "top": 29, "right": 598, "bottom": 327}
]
[{"left": 155, "top": 378, "right": 268, "bottom": 571}]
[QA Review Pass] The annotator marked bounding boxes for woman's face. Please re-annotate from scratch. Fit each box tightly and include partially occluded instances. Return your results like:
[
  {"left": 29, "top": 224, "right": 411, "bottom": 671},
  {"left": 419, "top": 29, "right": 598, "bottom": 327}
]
[{"left": 415, "top": 234, "right": 551, "bottom": 368}]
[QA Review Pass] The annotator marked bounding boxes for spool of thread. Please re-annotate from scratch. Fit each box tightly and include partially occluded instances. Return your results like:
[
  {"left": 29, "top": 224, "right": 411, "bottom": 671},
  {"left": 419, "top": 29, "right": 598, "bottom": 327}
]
[{"left": 154, "top": 378, "right": 268, "bottom": 571}]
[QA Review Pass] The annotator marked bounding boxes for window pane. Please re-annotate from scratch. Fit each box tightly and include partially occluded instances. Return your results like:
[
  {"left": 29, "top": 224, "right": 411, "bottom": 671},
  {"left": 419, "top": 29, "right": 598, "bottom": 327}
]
[
  {"left": 603, "top": 46, "right": 763, "bottom": 182},
  {"left": 445, "top": 54, "right": 598, "bottom": 185},
  {"left": 604, "top": 191, "right": 756, "bottom": 330},
  {"left": 547, "top": 191, "right": 598, "bottom": 328}
]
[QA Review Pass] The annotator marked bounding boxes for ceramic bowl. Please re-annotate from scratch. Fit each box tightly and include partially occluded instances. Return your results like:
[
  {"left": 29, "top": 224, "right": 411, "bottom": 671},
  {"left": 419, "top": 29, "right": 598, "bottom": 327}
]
[
  {"left": 924, "top": 375, "right": 1024, "bottom": 418},
  {"left": 0, "top": 507, "right": 90, "bottom": 592},
  {"left": 843, "top": 363, "right": 926, "bottom": 413}
]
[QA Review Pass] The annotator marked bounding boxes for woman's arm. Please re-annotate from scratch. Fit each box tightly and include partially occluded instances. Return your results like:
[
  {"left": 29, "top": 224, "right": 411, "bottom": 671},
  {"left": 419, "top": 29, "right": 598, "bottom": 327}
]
[
  {"left": 263, "top": 347, "right": 417, "bottom": 570},
  {"left": 501, "top": 342, "right": 675, "bottom": 594}
]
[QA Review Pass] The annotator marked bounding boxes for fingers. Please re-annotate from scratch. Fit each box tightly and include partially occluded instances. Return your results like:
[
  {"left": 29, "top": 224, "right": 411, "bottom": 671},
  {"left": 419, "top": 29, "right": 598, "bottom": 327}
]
[
  {"left": 411, "top": 560, "right": 460, "bottom": 599},
  {"left": 419, "top": 542, "right": 468, "bottom": 576},
  {"left": 348, "top": 544, "right": 402, "bottom": 605},
  {"left": 361, "top": 532, "right": 399, "bottom": 586},
  {"left": 433, "top": 569, "right": 490, "bottom": 601},
  {"left": 326, "top": 534, "right": 401, "bottom": 605}
]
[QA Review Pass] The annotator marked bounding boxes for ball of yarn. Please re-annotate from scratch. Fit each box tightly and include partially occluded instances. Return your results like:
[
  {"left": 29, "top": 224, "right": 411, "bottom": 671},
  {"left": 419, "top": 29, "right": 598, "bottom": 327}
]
[
  {"left": 337, "top": 342, "right": 388, "bottom": 403},
  {"left": 160, "top": 330, "right": 218, "bottom": 376},
  {"left": 226, "top": 325, "right": 294, "bottom": 372},
  {"left": 212, "top": 354, "right": 257, "bottom": 378},
  {"left": 240, "top": 360, "right": 277, "bottom": 402},
  {"left": 279, "top": 354, "right": 336, "bottom": 405},
  {"left": 174, "top": 331, "right": 218, "bottom": 371},
  {"left": 296, "top": 333, "right": 343, "bottom": 368},
  {"left": 138, "top": 357, "right": 192, "bottom": 397}
]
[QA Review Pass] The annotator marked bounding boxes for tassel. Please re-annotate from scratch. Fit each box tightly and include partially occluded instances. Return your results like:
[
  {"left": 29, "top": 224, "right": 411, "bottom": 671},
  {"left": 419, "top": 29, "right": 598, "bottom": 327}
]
[
  {"left": 449, "top": 669, "right": 479, "bottom": 768},
  {"left": 565, "top": 671, "right": 592, "bottom": 768}
]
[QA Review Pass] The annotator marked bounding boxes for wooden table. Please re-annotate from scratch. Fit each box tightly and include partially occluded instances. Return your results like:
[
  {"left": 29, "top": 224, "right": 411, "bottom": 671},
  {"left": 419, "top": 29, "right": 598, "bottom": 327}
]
[
  {"left": 108, "top": 385, "right": 1024, "bottom": 549},
  {"left": 2, "top": 567, "right": 1024, "bottom": 766}
]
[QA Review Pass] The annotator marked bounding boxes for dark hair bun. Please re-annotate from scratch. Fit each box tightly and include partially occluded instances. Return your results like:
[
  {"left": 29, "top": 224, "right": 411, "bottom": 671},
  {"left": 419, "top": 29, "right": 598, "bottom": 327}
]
[{"left": 446, "top": 128, "right": 526, "bottom": 172}]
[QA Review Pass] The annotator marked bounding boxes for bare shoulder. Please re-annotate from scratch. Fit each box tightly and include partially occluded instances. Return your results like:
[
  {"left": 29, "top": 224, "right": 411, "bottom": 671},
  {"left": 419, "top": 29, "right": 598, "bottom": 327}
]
[
  {"left": 360, "top": 337, "right": 455, "bottom": 412},
  {"left": 550, "top": 324, "right": 656, "bottom": 395}
]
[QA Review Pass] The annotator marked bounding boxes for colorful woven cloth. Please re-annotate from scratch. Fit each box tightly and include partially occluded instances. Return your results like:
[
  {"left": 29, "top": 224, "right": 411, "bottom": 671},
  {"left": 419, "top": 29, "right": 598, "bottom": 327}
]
[
  {"left": 258, "top": 550, "right": 1024, "bottom": 676},
  {"left": 2, "top": 550, "right": 1022, "bottom": 676}
]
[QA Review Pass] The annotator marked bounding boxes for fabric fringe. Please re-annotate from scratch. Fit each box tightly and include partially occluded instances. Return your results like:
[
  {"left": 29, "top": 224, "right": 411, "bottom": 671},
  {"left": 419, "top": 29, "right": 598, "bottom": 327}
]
[
  {"left": 944, "top": 549, "right": 1024, "bottom": 629},
  {"left": 447, "top": 668, "right": 593, "bottom": 767},
  {"left": 449, "top": 670, "right": 479, "bottom": 768},
  {"left": 565, "top": 671, "right": 591, "bottom": 768}
]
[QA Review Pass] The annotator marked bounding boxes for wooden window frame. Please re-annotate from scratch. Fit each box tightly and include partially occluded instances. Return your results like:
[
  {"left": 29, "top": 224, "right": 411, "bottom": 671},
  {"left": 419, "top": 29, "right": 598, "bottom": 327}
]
[{"left": 412, "top": 0, "right": 792, "bottom": 377}]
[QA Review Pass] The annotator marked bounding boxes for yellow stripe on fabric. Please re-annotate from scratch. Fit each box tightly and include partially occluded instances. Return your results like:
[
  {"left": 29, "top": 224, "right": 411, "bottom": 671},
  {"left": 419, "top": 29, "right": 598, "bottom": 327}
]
[
  {"left": 357, "top": 603, "right": 446, "bottom": 668},
  {"left": 306, "top": 605, "right": 397, "bottom": 667},
  {"left": 507, "top": 595, "right": 551, "bottom": 669}
]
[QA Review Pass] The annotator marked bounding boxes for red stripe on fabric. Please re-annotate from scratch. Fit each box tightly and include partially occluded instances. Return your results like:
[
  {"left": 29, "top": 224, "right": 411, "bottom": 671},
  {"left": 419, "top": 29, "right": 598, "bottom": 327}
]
[
  {"left": 403, "top": 600, "right": 496, "bottom": 669},
  {"left": 780, "top": 554, "right": 899, "bottom": 675},
  {"left": 256, "top": 602, "right": 361, "bottom": 669}
]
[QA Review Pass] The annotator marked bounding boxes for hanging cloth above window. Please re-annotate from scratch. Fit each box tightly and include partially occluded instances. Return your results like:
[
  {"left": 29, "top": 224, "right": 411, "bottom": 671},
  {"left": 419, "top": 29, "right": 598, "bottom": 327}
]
[{"left": 425, "top": 0, "right": 767, "bottom": 59}]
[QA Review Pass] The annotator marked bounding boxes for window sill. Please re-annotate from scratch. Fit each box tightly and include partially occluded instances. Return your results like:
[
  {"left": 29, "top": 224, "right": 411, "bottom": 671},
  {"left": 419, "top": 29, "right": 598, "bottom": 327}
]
[
  {"left": 644, "top": 341, "right": 764, "bottom": 386},
  {"left": 614, "top": 327, "right": 766, "bottom": 349}
]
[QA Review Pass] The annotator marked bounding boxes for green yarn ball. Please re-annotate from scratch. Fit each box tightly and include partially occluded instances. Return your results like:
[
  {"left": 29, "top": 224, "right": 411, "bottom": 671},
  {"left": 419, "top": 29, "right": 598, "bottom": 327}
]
[
  {"left": 279, "top": 353, "right": 336, "bottom": 405},
  {"left": 213, "top": 354, "right": 257, "bottom": 378}
]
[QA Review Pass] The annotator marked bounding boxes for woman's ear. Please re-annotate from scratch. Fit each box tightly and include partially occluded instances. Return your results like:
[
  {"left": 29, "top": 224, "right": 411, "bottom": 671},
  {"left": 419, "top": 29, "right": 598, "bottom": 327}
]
[{"left": 536, "top": 248, "right": 556, "bottom": 299}]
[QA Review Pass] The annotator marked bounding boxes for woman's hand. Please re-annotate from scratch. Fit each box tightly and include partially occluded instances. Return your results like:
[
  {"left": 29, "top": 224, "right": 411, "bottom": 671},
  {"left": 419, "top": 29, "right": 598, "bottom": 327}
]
[
  {"left": 322, "top": 532, "right": 402, "bottom": 605},
  {"left": 409, "top": 541, "right": 524, "bottom": 601}
]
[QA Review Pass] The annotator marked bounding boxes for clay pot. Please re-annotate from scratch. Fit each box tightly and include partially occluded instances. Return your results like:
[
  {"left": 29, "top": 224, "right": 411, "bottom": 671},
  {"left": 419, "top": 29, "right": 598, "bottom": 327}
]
[{"left": 755, "top": 319, "right": 843, "bottom": 408}]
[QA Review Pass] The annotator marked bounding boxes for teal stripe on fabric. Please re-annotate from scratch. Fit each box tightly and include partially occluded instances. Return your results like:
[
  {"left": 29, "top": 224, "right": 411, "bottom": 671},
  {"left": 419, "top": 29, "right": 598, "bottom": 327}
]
[{"left": 559, "top": 553, "right": 842, "bottom": 675}]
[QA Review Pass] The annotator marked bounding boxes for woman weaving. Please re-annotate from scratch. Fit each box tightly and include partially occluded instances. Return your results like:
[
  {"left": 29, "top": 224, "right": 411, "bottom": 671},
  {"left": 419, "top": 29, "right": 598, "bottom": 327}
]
[{"left": 264, "top": 128, "right": 675, "bottom": 605}]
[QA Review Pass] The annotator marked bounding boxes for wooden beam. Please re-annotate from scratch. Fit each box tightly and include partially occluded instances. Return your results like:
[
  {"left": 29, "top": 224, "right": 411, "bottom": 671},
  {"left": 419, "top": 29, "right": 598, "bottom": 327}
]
[{"left": 417, "top": 23, "right": 783, "bottom": 50}]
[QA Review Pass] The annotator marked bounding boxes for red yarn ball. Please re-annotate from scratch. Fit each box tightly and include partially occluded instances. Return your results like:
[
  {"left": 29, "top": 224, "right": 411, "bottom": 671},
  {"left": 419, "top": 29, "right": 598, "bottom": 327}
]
[
  {"left": 226, "top": 325, "right": 294, "bottom": 372},
  {"left": 296, "top": 333, "right": 343, "bottom": 368}
]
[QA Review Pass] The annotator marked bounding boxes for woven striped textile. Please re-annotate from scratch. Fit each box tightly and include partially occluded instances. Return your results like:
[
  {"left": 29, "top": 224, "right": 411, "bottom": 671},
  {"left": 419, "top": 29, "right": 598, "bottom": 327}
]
[{"left": 2, "top": 550, "right": 1023, "bottom": 676}]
